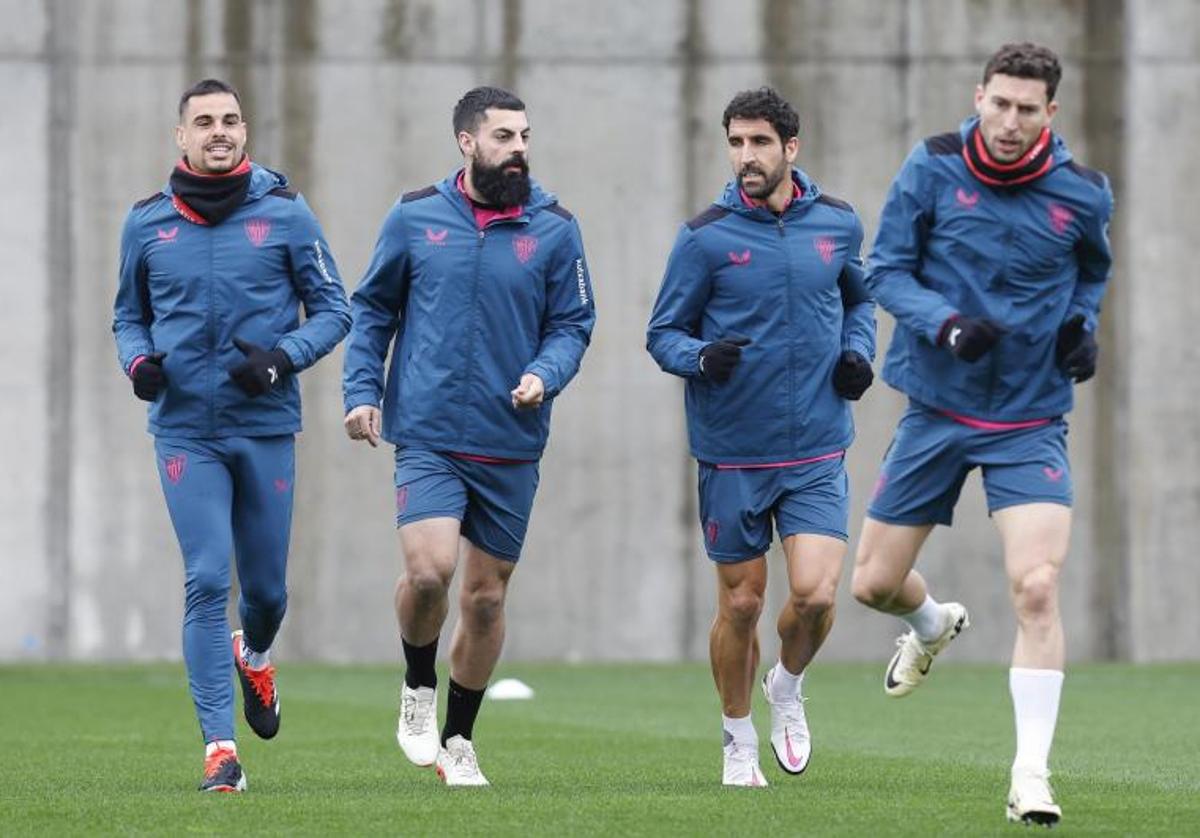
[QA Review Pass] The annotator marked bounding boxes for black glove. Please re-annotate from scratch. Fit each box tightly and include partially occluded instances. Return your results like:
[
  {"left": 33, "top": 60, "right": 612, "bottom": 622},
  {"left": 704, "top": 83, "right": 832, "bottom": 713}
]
[
  {"left": 832, "top": 351, "right": 874, "bottom": 400},
  {"left": 937, "top": 315, "right": 1005, "bottom": 362},
  {"left": 131, "top": 352, "right": 167, "bottom": 402},
  {"left": 229, "top": 338, "right": 294, "bottom": 397},
  {"left": 1056, "top": 314, "right": 1098, "bottom": 382},
  {"left": 698, "top": 335, "right": 751, "bottom": 385}
]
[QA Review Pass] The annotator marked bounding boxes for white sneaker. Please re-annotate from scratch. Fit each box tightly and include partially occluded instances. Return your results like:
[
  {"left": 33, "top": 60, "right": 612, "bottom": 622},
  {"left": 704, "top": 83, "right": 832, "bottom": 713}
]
[
  {"left": 722, "top": 734, "right": 768, "bottom": 787},
  {"left": 761, "top": 666, "right": 810, "bottom": 775},
  {"left": 884, "top": 602, "right": 969, "bottom": 697},
  {"left": 396, "top": 684, "right": 439, "bottom": 767},
  {"left": 1006, "top": 766, "right": 1062, "bottom": 826},
  {"left": 436, "top": 735, "right": 490, "bottom": 786}
]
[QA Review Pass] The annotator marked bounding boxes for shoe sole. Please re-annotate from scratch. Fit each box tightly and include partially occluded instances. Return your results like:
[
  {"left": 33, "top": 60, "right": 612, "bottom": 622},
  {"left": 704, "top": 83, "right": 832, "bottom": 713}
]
[
  {"left": 883, "top": 609, "right": 970, "bottom": 698},
  {"left": 201, "top": 774, "right": 248, "bottom": 793},
  {"left": 1006, "top": 804, "right": 1061, "bottom": 827},
  {"left": 760, "top": 672, "right": 809, "bottom": 776}
]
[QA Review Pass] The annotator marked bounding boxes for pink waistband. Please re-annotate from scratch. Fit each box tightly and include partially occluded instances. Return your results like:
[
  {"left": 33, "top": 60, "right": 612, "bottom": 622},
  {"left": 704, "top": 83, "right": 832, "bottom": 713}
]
[
  {"left": 938, "top": 409, "right": 1052, "bottom": 431},
  {"left": 450, "top": 452, "right": 535, "bottom": 465},
  {"left": 715, "top": 450, "right": 844, "bottom": 470}
]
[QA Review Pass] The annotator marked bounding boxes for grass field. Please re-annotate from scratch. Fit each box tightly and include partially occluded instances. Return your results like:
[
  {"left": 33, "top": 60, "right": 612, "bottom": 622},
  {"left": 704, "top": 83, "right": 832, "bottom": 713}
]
[{"left": 1, "top": 662, "right": 1197, "bottom": 835}]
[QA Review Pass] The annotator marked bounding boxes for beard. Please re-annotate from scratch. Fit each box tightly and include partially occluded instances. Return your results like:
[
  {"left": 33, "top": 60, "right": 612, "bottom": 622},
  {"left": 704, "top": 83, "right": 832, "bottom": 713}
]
[
  {"left": 737, "top": 160, "right": 789, "bottom": 200},
  {"left": 471, "top": 153, "right": 531, "bottom": 208}
]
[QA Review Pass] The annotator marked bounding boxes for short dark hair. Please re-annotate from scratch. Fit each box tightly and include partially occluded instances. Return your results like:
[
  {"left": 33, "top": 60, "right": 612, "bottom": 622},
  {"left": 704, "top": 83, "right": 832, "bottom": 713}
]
[
  {"left": 982, "top": 43, "right": 1062, "bottom": 101},
  {"left": 453, "top": 86, "right": 526, "bottom": 137},
  {"left": 178, "top": 78, "right": 243, "bottom": 118},
  {"left": 722, "top": 87, "right": 800, "bottom": 144}
]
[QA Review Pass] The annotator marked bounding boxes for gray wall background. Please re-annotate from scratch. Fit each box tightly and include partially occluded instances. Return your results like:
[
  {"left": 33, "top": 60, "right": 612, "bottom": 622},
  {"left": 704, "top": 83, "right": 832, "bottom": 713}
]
[{"left": 2, "top": 0, "right": 1196, "bottom": 664}]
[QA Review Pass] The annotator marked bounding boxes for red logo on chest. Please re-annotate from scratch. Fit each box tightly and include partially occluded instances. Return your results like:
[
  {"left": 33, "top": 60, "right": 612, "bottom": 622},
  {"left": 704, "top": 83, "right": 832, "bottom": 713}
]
[
  {"left": 425, "top": 228, "right": 448, "bottom": 245},
  {"left": 157, "top": 226, "right": 179, "bottom": 242},
  {"left": 513, "top": 235, "right": 539, "bottom": 264},
  {"left": 1048, "top": 204, "right": 1074, "bottom": 235},
  {"left": 814, "top": 236, "right": 836, "bottom": 265},
  {"left": 728, "top": 250, "right": 751, "bottom": 266},
  {"left": 244, "top": 218, "right": 271, "bottom": 247},
  {"left": 955, "top": 188, "right": 980, "bottom": 209}
]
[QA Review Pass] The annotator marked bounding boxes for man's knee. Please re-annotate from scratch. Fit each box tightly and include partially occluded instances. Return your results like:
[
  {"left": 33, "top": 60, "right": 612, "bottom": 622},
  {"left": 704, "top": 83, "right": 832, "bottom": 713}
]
[
  {"left": 721, "top": 585, "right": 765, "bottom": 627},
  {"left": 789, "top": 576, "right": 839, "bottom": 616},
  {"left": 851, "top": 565, "right": 899, "bottom": 609},
  {"left": 460, "top": 581, "right": 507, "bottom": 628},
  {"left": 185, "top": 562, "right": 230, "bottom": 606},
  {"left": 1011, "top": 562, "right": 1060, "bottom": 620},
  {"left": 402, "top": 553, "right": 454, "bottom": 604}
]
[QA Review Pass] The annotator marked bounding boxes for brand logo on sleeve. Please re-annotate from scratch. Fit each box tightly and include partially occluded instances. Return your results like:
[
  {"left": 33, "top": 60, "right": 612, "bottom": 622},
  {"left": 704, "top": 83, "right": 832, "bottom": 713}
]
[
  {"left": 313, "top": 240, "right": 334, "bottom": 283},
  {"left": 244, "top": 218, "right": 271, "bottom": 247},
  {"left": 575, "top": 258, "right": 589, "bottom": 306},
  {"left": 156, "top": 226, "right": 179, "bottom": 242},
  {"left": 728, "top": 249, "right": 751, "bottom": 266},
  {"left": 513, "top": 235, "right": 539, "bottom": 264},
  {"left": 955, "top": 188, "right": 980, "bottom": 209},
  {"left": 425, "top": 228, "right": 448, "bottom": 245},
  {"left": 814, "top": 236, "right": 836, "bottom": 265}
]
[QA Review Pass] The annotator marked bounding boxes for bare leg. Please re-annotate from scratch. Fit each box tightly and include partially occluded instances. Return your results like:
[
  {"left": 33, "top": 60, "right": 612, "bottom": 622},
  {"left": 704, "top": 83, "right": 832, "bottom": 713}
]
[
  {"left": 395, "top": 517, "right": 460, "bottom": 645},
  {"left": 777, "top": 534, "right": 845, "bottom": 674},
  {"left": 447, "top": 543, "right": 517, "bottom": 689},
  {"left": 850, "top": 518, "right": 935, "bottom": 614},
  {"left": 710, "top": 557, "right": 767, "bottom": 717}
]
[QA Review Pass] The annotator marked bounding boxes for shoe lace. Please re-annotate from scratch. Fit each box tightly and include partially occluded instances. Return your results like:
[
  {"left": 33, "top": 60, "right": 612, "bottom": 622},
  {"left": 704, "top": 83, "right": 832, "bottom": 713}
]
[
  {"left": 449, "top": 741, "right": 480, "bottom": 773},
  {"left": 895, "top": 633, "right": 934, "bottom": 670},
  {"left": 204, "top": 748, "right": 236, "bottom": 779},
  {"left": 401, "top": 689, "right": 435, "bottom": 734},
  {"left": 243, "top": 662, "right": 277, "bottom": 707}
]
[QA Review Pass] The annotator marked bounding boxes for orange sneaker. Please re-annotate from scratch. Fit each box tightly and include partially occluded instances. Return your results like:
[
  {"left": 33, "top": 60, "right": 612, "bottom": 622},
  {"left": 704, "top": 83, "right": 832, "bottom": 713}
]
[
  {"left": 199, "top": 746, "right": 246, "bottom": 792},
  {"left": 233, "top": 630, "right": 280, "bottom": 739}
]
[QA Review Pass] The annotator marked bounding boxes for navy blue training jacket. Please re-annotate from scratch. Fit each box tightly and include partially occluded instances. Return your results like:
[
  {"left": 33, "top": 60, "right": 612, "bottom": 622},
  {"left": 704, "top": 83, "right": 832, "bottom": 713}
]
[
  {"left": 647, "top": 170, "right": 876, "bottom": 465},
  {"left": 868, "top": 117, "right": 1114, "bottom": 421},
  {"left": 112, "top": 163, "right": 351, "bottom": 438},
  {"left": 342, "top": 172, "right": 596, "bottom": 460}
]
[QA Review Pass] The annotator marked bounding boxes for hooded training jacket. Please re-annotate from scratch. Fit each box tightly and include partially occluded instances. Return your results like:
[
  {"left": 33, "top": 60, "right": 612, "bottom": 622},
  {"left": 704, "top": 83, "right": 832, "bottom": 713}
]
[
  {"left": 341, "top": 171, "right": 596, "bottom": 460},
  {"left": 868, "top": 117, "right": 1114, "bottom": 421},
  {"left": 112, "top": 162, "right": 351, "bottom": 438},
  {"left": 646, "top": 169, "right": 876, "bottom": 465}
]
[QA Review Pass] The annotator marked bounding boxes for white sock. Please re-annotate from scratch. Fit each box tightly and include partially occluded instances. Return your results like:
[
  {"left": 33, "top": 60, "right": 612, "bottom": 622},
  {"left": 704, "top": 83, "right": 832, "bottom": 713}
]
[
  {"left": 769, "top": 661, "right": 804, "bottom": 704},
  {"left": 900, "top": 595, "right": 947, "bottom": 642},
  {"left": 1010, "top": 668, "right": 1064, "bottom": 773},
  {"left": 205, "top": 739, "right": 237, "bottom": 757},
  {"left": 722, "top": 713, "right": 757, "bottom": 746},
  {"left": 243, "top": 645, "right": 271, "bottom": 670}
]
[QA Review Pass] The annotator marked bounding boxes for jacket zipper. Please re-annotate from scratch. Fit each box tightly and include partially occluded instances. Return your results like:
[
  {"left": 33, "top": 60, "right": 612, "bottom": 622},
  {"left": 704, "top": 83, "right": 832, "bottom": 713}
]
[{"left": 779, "top": 215, "right": 797, "bottom": 453}]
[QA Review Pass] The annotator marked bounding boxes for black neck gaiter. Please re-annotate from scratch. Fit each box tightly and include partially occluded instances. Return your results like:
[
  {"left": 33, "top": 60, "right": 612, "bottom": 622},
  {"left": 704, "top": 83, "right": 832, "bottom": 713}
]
[
  {"left": 169, "top": 157, "right": 252, "bottom": 225},
  {"left": 962, "top": 124, "right": 1053, "bottom": 188}
]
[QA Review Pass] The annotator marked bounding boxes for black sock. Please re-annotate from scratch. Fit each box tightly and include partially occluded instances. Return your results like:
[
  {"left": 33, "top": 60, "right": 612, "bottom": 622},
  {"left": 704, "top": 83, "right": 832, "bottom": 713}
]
[
  {"left": 441, "top": 678, "right": 486, "bottom": 745},
  {"left": 402, "top": 637, "right": 438, "bottom": 689}
]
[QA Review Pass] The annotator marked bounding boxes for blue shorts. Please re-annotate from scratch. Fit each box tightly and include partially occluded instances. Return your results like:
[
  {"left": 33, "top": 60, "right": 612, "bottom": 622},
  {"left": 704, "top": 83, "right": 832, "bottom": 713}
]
[
  {"left": 867, "top": 402, "right": 1072, "bottom": 527},
  {"left": 698, "top": 454, "right": 849, "bottom": 563},
  {"left": 394, "top": 448, "right": 540, "bottom": 562}
]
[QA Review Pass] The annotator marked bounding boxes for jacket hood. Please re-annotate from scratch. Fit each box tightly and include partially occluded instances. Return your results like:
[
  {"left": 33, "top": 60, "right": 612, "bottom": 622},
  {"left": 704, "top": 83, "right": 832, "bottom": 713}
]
[{"left": 714, "top": 168, "right": 821, "bottom": 220}]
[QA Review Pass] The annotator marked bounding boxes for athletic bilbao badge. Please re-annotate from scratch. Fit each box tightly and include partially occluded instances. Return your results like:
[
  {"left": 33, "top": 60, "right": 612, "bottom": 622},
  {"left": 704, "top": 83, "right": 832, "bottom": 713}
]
[
  {"left": 814, "top": 236, "right": 836, "bottom": 265},
  {"left": 164, "top": 454, "right": 187, "bottom": 485},
  {"left": 706, "top": 519, "right": 720, "bottom": 546},
  {"left": 244, "top": 218, "right": 271, "bottom": 247},
  {"left": 513, "top": 235, "right": 538, "bottom": 265},
  {"left": 396, "top": 486, "right": 409, "bottom": 515}
]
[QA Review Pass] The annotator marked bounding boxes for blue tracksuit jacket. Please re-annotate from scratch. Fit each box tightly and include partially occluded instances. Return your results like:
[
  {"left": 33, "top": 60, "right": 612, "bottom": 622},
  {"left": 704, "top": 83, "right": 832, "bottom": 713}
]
[
  {"left": 112, "top": 163, "right": 351, "bottom": 437},
  {"left": 646, "top": 170, "right": 876, "bottom": 465},
  {"left": 868, "top": 117, "right": 1114, "bottom": 421},
  {"left": 342, "top": 172, "right": 596, "bottom": 460}
]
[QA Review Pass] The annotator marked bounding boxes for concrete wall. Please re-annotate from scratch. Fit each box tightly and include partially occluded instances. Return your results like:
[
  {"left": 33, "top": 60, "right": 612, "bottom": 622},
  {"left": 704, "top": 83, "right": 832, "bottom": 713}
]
[{"left": 2, "top": 0, "right": 1196, "bottom": 663}]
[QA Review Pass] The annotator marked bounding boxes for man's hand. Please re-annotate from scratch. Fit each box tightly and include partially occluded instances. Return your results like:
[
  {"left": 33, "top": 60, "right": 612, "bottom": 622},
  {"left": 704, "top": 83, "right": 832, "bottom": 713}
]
[
  {"left": 698, "top": 335, "right": 751, "bottom": 385},
  {"left": 229, "top": 338, "right": 294, "bottom": 397},
  {"left": 937, "top": 315, "right": 1006, "bottom": 363},
  {"left": 344, "top": 405, "right": 382, "bottom": 447},
  {"left": 832, "top": 350, "right": 874, "bottom": 400},
  {"left": 511, "top": 373, "right": 545, "bottom": 410},
  {"left": 1056, "top": 314, "right": 1098, "bottom": 382},
  {"left": 130, "top": 352, "right": 167, "bottom": 402}
]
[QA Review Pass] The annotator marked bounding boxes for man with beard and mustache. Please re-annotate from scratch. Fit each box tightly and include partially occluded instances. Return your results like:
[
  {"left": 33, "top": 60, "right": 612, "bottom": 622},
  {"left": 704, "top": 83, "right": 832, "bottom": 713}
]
[
  {"left": 850, "top": 43, "right": 1113, "bottom": 826},
  {"left": 647, "top": 87, "right": 876, "bottom": 786},
  {"left": 342, "top": 86, "right": 595, "bottom": 786},
  {"left": 112, "top": 79, "right": 350, "bottom": 792}
]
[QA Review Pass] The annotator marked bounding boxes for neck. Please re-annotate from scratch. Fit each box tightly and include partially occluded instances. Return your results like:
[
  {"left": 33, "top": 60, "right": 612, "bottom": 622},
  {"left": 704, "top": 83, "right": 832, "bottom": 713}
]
[
  {"left": 461, "top": 165, "right": 488, "bottom": 205},
  {"left": 763, "top": 175, "right": 795, "bottom": 213}
]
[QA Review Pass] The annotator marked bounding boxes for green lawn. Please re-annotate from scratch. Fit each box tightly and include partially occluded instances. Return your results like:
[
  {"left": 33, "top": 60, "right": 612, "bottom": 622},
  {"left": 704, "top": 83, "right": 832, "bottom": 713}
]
[{"left": 1, "top": 662, "right": 1197, "bottom": 835}]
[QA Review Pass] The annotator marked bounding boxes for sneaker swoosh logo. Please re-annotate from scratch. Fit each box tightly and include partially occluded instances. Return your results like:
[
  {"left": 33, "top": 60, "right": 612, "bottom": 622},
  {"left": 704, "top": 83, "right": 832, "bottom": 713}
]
[
  {"left": 784, "top": 727, "right": 803, "bottom": 768},
  {"left": 884, "top": 657, "right": 904, "bottom": 690},
  {"left": 917, "top": 658, "right": 932, "bottom": 676}
]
